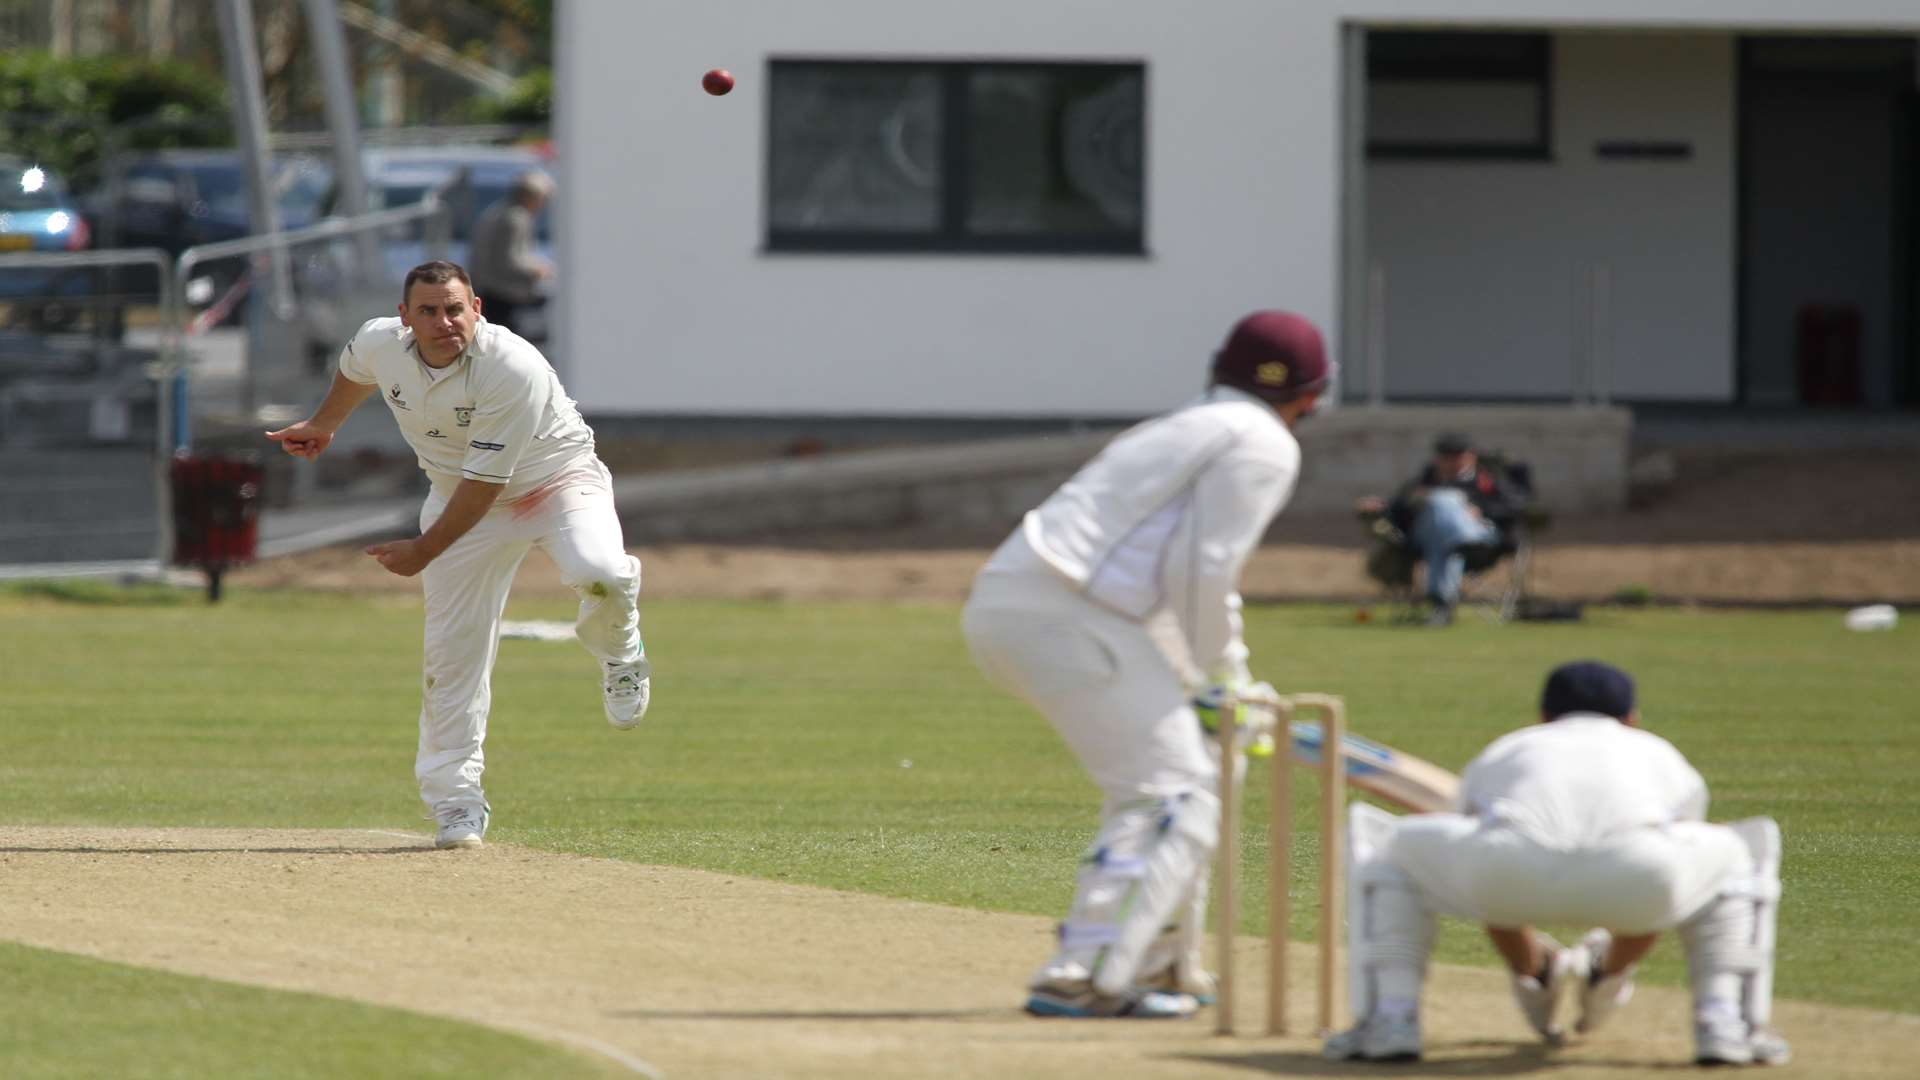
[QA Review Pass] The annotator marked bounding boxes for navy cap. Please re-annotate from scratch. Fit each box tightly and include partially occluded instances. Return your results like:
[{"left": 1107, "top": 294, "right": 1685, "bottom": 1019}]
[
  {"left": 1540, "top": 660, "right": 1635, "bottom": 721},
  {"left": 1433, "top": 432, "right": 1472, "bottom": 455}
]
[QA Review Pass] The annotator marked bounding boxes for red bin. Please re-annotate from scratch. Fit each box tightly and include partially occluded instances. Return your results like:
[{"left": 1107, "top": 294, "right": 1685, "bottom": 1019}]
[{"left": 170, "top": 453, "right": 264, "bottom": 600}]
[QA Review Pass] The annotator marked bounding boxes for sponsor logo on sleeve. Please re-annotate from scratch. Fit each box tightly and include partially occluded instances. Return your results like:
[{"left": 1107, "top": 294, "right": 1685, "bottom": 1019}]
[
  {"left": 470, "top": 439, "right": 506, "bottom": 451},
  {"left": 387, "top": 383, "right": 410, "bottom": 410}
]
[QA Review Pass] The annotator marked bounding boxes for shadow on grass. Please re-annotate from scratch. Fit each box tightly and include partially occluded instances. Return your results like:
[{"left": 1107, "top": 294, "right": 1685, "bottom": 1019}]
[
  {"left": 0, "top": 579, "right": 193, "bottom": 606},
  {"left": 0, "top": 845, "right": 433, "bottom": 856},
  {"left": 1175, "top": 1040, "right": 1702, "bottom": 1075},
  {"left": 607, "top": 1007, "right": 1010, "bottom": 1023}
]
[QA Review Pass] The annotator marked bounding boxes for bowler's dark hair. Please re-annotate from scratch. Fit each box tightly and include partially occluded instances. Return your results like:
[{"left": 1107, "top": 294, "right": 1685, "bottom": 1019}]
[{"left": 402, "top": 261, "right": 473, "bottom": 305}]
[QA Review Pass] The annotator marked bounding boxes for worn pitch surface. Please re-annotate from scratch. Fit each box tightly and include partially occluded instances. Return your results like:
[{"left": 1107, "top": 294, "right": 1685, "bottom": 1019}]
[{"left": 0, "top": 827, "right": 1909, "bottom": 1079}]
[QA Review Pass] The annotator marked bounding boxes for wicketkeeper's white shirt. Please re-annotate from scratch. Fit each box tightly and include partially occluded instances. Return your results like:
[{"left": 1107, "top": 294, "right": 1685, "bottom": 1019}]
[
  {"left": 338, "top": 316, "right": 596, "bottom": 502},
  {"left": 1457, "top": 715, "right": 1711, "bottom": 850}
]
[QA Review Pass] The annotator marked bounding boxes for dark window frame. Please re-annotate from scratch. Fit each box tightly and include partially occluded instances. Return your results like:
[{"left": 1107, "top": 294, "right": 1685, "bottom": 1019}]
[
  {"left": 1365, "top": 31, "right": 1554, "bottom": 162},
  {"left": 765, "top": 57, "right": 1148, "bottom": 255}
]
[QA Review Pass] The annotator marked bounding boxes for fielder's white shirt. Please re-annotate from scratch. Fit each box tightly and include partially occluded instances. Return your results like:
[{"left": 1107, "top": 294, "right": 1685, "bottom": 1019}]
[
  {"left": 339, "top": 316, "right": 595, "bottom": 502},
  {"left": 982, "top": 386, "right": 1301, "bottom": 684},
  {"left": 1457, "top": 715, "right": 1711, "bottom": 850}
]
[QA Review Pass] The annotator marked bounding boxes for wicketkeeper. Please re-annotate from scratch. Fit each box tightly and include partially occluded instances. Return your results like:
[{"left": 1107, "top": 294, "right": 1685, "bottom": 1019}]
[
  {"left": 962, "top": 310, "right": 1332, "bottom": 1018},
  {"left": 1327, "top": 660, "right": 1790, "bottom": 1066}
]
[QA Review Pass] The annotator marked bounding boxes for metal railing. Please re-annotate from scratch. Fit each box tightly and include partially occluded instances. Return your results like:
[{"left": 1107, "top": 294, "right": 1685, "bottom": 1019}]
[{"left": 0, "top": 246, "right": 177, "bottom": 565}]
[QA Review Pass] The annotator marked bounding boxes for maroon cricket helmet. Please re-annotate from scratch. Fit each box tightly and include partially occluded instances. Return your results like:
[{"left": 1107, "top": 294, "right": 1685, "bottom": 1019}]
[{"left": 1209, "top": 310, "right": 1333, "bottom": 404}]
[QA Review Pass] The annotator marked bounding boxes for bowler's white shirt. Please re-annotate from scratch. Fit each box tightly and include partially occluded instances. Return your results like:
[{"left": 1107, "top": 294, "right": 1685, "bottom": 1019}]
[
  {"left": 339, "top": 316, "right": 595, "bottom": 502},
  {"left": 982, "top": 386, "right": 1301, "bottom": 684},
  {"left": 1458, "top": 715, "right": 1711, "bottom": 850}
]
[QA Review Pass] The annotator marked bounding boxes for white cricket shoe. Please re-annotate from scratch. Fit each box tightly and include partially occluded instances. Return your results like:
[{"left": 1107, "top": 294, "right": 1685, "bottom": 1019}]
[
  {"left": 1024, "top": 977, "right": 1199, "bottom": 1019},
  {"left": 1694, "top": 1003, "right": 1792, "bottom": 1066},
  {"left": 1575, "top": 928, "right": 1634, "bottom": 1035},
  {"left": 1510, "top": 933, "right": 1587, "bottom": 1045},
  {"left": 1323, "top": 1012, "right": 1422, "bottom": 1061},
  {"left": 603, "top": 655, "right": 651, "bottom": 729},
  {"left": 434, "top": 805, "right": 488, "bottom": 850}
]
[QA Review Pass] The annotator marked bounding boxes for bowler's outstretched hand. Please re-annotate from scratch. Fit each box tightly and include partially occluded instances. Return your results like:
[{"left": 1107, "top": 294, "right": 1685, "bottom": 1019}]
[{"left": 265, "top": 422, "right": 332, "bottom": 460}]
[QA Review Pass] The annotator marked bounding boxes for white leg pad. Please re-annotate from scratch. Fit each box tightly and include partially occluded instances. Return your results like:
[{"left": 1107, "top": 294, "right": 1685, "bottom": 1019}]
[
  {"left": 1347, "top": 803, "right": 1436, "bottom": 1021},
  {"left": 1679, "top": 816, "right": 1781, "bottom": 1029},
  {"left": 1057, "top": 789, "right": 1222, "bottom": 997}
]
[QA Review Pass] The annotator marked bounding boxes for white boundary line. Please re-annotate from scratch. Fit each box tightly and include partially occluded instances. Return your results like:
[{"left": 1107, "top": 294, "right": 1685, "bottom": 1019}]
[{"left": 357, "top": 830, "right": 667, "bottom": 1078}]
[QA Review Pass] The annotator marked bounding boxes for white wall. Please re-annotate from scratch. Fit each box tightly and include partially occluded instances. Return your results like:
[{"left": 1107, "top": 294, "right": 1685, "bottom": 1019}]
[
  {"left": 558, "top": 0, "right": 1920, "bottom": 417},
  {"left": 555, "top": 0, "right": 1343, "bottom": 417},
  {"left": 1366, "top": 32, "right": 1738, "bottom": 401}
]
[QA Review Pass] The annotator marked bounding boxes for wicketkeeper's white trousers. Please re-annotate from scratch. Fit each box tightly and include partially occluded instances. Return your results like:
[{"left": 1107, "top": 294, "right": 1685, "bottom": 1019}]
[
  {"left": 963, "top": 568, "right": 1220, "bottom": 993},
  {"left": 1387, "top": 814, "right": 1753, "bottom": 933},
  {"left": 415, "top": 457, "right": 642, "bottom": 822}
]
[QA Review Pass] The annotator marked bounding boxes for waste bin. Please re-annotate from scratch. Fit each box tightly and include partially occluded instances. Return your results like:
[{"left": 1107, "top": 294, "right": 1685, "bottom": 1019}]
[{"left": 170, "top": 452, "right": 264, "bottom": 601}]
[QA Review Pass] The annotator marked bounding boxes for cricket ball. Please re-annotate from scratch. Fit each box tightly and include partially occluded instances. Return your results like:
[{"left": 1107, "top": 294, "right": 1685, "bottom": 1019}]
[{"left": 702, "top": 68, "right": 734, "bottom": 96}]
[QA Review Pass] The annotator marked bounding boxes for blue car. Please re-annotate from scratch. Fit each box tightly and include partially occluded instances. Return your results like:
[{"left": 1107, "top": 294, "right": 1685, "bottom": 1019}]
[{"left": 0, "top": 156, "right": 95, "bottom": 331}]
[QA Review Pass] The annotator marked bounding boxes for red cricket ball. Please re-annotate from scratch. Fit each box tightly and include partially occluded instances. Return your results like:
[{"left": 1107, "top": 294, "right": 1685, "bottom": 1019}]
[{"left": 702, "top": 69, "right": 734, "bottom": 96}]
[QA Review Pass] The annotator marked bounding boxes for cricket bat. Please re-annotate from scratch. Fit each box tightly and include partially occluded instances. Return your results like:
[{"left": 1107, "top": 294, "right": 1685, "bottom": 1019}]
[{"left": 1286, "top": 720, "right": 1459, "bottom": 814}]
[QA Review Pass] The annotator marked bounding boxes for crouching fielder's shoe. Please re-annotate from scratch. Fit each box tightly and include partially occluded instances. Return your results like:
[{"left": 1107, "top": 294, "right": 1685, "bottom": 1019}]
[
  {"left": 1024, "top": 978, "right": 1198, "bottom": 1019},
  {"left": 1323, "top": 1012, "right": 1422, "bottom": 1062},
  {"left": 603, "top": 655, "right": 651, "bottom": 729},
  {"left": 1575, "top": 928, "right": 1634, "bottom": 1036},
  {"left": 1511, "top": 931, "right": 1587, "bottom": 1046}
]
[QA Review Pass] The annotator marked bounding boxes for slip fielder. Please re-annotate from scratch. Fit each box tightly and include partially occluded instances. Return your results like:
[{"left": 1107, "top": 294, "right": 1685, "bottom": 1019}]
[{"left": 1328, "top": 660, "right": 1790, "bottom": 1066}]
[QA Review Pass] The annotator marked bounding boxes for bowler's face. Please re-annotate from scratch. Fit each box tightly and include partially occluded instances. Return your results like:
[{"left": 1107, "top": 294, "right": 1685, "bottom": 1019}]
[
  {"left": 399, "top": 279, "right": 481, "bottom": 366},
  {"left": 1435, "top": 450, "right": 1475, "bottom": 478}
]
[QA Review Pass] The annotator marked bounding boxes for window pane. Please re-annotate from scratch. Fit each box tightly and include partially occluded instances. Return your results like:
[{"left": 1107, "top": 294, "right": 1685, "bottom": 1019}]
[
  {"left": 967, "top": 67, "right": 1143, "bottom": 235},
  {"left": 1369, "top": 79, "right": 1542, "bottom": 145},
  {"left": 769, "top": 66, "right": 943, "bottom": 232}
]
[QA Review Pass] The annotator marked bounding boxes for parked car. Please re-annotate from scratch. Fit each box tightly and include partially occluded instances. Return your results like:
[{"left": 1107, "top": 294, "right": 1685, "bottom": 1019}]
[
  {"left": 92, "top": 148, "right": 333, "bottom": 254},
  {"left": 0, "top": 156, "right": 96, "bottom": 332}
]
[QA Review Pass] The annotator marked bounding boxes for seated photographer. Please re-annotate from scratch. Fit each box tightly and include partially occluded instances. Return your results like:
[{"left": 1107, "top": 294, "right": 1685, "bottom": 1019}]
[{"left": 1357, "top": 432, "right": 1525, "bottom": 625}]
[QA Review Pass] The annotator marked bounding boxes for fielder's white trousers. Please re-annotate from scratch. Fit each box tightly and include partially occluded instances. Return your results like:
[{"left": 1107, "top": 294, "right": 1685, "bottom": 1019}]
[
  {"left": 415, "top": 457, "right": 642, "bottom": 821},
  {"left": 1387, "top": 813, "right": 1753, "bottom": 933}
]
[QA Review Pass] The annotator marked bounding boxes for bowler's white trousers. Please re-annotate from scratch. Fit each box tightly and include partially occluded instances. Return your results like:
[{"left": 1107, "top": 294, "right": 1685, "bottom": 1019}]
[
  {"left": 1387, "top": 813, "right": 1752, "bottom": 933},
  {"left": 415, "top": 456, "right": 641, "bottom": 821}
]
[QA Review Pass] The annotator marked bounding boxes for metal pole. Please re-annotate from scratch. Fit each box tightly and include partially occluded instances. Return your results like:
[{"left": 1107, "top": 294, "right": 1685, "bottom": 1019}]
[
  {"left": 214, "top": 0, "right": 294, "bottom": 417},
  {"left": 1571, "top": 266, "right": 1590, "bottom": 406},
  {"left": 214, "top": 0, "right": 293, "bottom": 312},
  {"left": 300, "top": 0, "right": 377, "bottom": 276},
  {"left": 1366, "top": 263, "right": 1387, "bottom": 408},
  {"left": 1337, "top": 22, "right": 1369, "bottom": 412},
  {"left": 1591, "top": 262, "right": 1613, "bottom": 407}
]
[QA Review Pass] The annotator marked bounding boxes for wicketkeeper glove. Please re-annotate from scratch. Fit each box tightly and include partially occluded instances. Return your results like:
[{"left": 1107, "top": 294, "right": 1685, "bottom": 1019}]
[{"left": 1193, "top": 681, "right": 1279, "bottom": 758}]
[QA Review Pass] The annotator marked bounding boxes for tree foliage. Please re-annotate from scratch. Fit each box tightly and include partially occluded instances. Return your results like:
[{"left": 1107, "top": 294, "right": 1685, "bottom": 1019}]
[{"left": 0, "top": 52, "right": 228, "bottom": 192}]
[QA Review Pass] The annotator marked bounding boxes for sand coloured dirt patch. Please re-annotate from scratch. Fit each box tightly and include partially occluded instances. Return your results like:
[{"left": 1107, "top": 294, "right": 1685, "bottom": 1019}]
[{"left": 0, "top": 827, "right": 1912, "bottom": 1079}]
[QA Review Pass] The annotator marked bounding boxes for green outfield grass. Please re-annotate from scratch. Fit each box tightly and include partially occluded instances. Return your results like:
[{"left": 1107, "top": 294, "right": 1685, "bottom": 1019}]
[
  {"left": 0, "top": 941, "right": 633, "bottom": 1080},
  {"left": 1, "top": 580, "right": 1915, "bottom": 1074}
]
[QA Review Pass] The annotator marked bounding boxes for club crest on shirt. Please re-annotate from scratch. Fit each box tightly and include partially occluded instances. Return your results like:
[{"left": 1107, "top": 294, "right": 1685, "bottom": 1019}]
[
  {"left": 387, "top": 383, "right": 410, "bottom": 410},
  {"left": 454, "top": 406, "right": 474, "bottom": 427}
]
